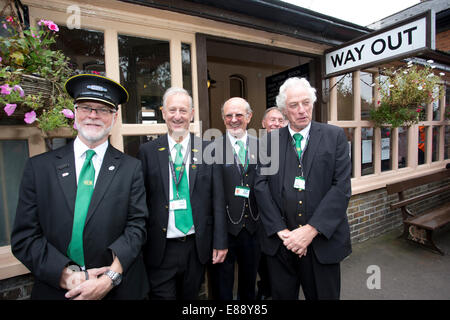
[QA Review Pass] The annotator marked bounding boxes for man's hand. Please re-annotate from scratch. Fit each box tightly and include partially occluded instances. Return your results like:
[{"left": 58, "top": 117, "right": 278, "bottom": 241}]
[
  {"left": 65, "top": 274, "right": 112, "bottom": 300},
  {"left": 212, "top": 248, "right": 228, "bottom": 264},
  {"left": 282, "top": 224, "right": 318, "bottom": 258},
  {"left": 60, "top": 266, "right": 108, "bottom": 290}
]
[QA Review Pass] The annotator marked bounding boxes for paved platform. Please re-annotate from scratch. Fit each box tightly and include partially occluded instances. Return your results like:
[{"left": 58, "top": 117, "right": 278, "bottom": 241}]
[{"left": 340, "top": 226, "right": 450, "bottom": 300}]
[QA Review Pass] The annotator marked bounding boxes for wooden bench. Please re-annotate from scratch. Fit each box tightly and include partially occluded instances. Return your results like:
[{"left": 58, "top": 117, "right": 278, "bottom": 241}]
[{"left": 386, "top": 167, "right": 450, "bottom": 255}]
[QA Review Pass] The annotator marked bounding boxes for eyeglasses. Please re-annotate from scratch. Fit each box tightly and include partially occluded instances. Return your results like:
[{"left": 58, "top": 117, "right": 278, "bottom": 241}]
[
  {"left": 76, "top": 105, "right": 116, "bottom": 116},
  {"left": 224, "top": 113, "right": 246, "bottom": 121}
]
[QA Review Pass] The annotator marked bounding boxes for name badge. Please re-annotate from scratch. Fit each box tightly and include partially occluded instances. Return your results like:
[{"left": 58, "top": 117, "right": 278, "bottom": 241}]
[
  {"left": 294, "top": 176, "right": 305, "bottom": 190},
  {"left": 234, "top": 186, "right": 250, "bottom": 198},
  {"left": 169, "top": 199, "right": 187, "bottom": 210}
]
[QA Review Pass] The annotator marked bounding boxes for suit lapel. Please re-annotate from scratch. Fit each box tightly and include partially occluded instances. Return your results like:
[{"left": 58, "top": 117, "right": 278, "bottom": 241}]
[
  {"left": 158, "top": 135, "right": 170, "bottom": 202},
  {"left": 85, "top": 144, "right": 122, "bottom": 225},
  {"left": 303, "top": 121, "right": 322, "bottom": 181},
  {"left": 55, "top": 142, "right": 77, "bottom": 215}
]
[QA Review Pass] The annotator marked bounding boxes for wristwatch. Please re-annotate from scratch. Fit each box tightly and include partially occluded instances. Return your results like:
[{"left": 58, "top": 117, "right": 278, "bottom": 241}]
[{"left": 104, "top": 270, "right": 122, "bottom": 287}]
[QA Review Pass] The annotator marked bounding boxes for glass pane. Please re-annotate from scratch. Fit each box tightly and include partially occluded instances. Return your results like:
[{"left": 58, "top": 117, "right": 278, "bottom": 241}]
[
  {"left": 418, "top": 126, "right": 427, "bottom": 165},
  {"left": 230, "top": 76, "right": 244, "bottom": 98},
  {"left": 361, "top": 72, "right": 374, "bottom": 121},
  {"left": 381, "top": 127, "right": 391, "bottom": 172},
  {"left": 361, "top": 127, "right": 374, "bottom": 176},
  {"left": 119, "top": 35, "right": 170, "bottom": 124},
  {"left": 432, "top": 126, "right": 440, "bottom": 162},
  {"left": 398, "top": 126, "right": 408, "bottom": 168},
  {"left": 123, "top": 135, "right": 163, "bottom": 158},
  {"left": 343, "top": 128, "right": 354, "bottom": 177},
  {"left": 445, "top": 125, "right": 450, "bottom": 160},
  {"left": 55, "top": 26, "right": 105, "bottom": 75},
  {"left": 0, "top": 140, "right": 28, "bottom": 246},
  {"left": 337, "top": 73, "right": 353, "bottom": 121},
  {"left": 432, "top": 87, "right": 440, "bottom": 121},
  {"left": 182, "top": 43, "right": 192, "bottom": 96}
]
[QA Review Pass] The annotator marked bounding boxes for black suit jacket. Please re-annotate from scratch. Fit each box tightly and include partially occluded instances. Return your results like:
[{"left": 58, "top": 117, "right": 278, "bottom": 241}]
[
  {"left": 254, "top": 122, "right": 352, "bottom": 264},
  {"left": 11, "top": 142, "right": 149, "bottom": 299},
  {"left": 137, "top": 134, "right": 227, "bottom": 267},
  {"left": 212, "top": 134, "right": 260, "bottom": 236}
]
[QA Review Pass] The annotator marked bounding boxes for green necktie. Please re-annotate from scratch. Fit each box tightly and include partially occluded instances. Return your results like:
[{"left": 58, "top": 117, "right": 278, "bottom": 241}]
[
  {"left": 293, "top": 133, "right": 304, "bottom": 161},
  {"left": 173, "top": 144, "right": 193, "bottom": 234},
  {"left": 235, "top": 140, "right": 246, "bottom": 166},
  {"left": 67, "top": 149, "right": 96, "bottom": 266}
]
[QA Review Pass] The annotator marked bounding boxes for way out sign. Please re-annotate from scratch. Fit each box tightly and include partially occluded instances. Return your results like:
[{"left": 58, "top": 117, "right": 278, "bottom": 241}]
[{"left": 324, "top": 11, "right": 434, "bottom": 78}]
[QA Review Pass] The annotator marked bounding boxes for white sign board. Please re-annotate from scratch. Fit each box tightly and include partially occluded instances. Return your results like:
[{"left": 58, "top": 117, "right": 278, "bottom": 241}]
[{"left": 325, "top": 13, "right": 432, "bottom": 77}]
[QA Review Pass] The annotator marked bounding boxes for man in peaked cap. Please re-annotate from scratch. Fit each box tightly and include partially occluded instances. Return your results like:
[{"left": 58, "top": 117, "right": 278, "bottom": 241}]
[{"left": 11, "top": 74, "right": 149, "bottom": 300}]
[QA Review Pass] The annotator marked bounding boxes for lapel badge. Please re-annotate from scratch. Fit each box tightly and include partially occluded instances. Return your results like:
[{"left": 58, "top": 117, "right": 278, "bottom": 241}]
[
  {"left": 62, "top": 172, "right": 69, "bottom": 177},
  {"left": 108, "top": 165, "right": 115, "bottom": 171},
  {"left": 191, "top": 164, "right": 197, "bottom": 170},
  {"left": 251, "top": 154, "right": 255, "bottom": 159},
  {"left": 193, "top": 157, "right": 198, "bottom": 162},
  {"left": 158, "top": 147, "right": 166, "bottom": 151},
  {"left": 192, "top": 148, "right": 199, "bottom": 153}
]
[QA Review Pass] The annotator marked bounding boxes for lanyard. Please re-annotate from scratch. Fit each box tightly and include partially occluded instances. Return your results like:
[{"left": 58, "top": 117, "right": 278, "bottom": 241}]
[
  {"left": 233, "top": 136, "right": 249, "bottom": 184},
  {"left": 168, "top": 142, "right": 190, "bottom": 199}
]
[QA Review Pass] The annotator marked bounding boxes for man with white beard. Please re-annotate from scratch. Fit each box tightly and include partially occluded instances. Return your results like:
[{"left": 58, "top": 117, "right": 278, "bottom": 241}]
[{"left": 11, "top": 74, "right": 149, "bottom": 300}]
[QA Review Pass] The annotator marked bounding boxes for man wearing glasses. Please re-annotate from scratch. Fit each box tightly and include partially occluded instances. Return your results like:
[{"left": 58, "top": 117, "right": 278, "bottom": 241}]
[
  {"left": 11, "top": 74, "right": 149, "bottom": 300},
  {"left": 209, "top": 97, "right": 261, "bottom": 300}
]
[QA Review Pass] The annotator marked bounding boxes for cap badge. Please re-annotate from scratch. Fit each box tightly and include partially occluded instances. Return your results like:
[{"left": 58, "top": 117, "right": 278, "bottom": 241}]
[{"left": 87, "top": 85, "right": 108, "bottom": 92}]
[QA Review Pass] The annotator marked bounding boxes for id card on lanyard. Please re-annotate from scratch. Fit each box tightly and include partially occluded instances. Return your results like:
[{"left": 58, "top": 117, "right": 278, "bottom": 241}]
[
  {"left": 168, "top": 143, "right": 190, "bottom": 209},
  {"left": 234, "top": 136, "right": 250, "bottom": 198},
  {"left": 292, "top": 133, "right": 309, "bottom": 191}
]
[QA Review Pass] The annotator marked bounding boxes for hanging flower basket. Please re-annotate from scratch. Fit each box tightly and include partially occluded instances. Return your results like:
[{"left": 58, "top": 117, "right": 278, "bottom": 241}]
[
  {"left": 370, "top": 61, "right": 444, "bottom": 128},
  {"left": 0, "top": 13, "right": 76, "bottom": 133}
]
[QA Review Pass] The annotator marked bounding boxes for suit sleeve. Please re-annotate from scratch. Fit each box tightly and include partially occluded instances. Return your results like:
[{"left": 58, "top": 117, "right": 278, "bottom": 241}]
[
  {"left": 108, "top": 160, "right": 148, "bottom": 272},
  {"left": 307, "top": 127, "right": 352, "bottom": 239},
  {"left": 254, "top": 133, "right": 287, "bottom": 237},
  {"left": 211, "top": 145, "right": 228, "bottom": 250},
  {"left": 11, "top": 159, "right": 71, "bottom": 289}
]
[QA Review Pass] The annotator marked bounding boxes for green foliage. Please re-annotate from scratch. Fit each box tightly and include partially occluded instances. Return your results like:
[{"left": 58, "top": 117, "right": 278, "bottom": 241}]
[
  {"left": 0, "top": 16, "right": 75, "bottom": 133},
  {"left": 370, "top": 62, "right": 444, "bottom": 128}
]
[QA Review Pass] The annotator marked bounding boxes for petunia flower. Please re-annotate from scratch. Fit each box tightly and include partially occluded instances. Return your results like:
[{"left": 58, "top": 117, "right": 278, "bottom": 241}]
[
  {"left": 47, "top": 21, "right": 59, "bottom": 32},
  {"left": 0, "top": 84, "right": 12, "bottom": 95},
  {"left": 61, "top": 108, "right": 74, "bottom": 119},
  {"left": 4, "top": 103, "right": 17, "bottom": 116},
  {"left": 6, "top": 16, "right": 14, "bottom": 23},
  {"left": 13, "top": 85, "right": 25, "bottom": 97},
  {"left": 24, "top": 111, "right": 37, "bottom": 124}
]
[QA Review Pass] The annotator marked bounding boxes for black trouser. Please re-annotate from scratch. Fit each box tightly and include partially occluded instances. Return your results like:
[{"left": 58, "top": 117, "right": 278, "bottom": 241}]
[
  {"left": 210, "top": 228, "right": 260, "bottom": 300},
  {"left": 148, "top": 235, "right": 204, "bottom": 300},
  {"left": 266, "top": 245, "right": 341, "bottom": 300}
]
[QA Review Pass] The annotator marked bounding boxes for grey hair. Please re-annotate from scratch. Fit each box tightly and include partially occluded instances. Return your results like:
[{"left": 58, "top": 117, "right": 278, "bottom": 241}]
[
  {"left": 221, "top": 97, "right": 253, "bottom": 117},
  {"left": 262, "top": 106, "right": 286, "bottom": 121},
  {"left": 275, "top": 77, "right": 316, "bottom": 110},
  {"left": 162, "top": 87, "right": 193, "bottom": 109}
]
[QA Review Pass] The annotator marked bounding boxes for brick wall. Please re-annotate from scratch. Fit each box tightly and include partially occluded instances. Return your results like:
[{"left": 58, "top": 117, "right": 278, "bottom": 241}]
[
  {"left": 0, "top": 274, "right": 33, "bottom": 300},
  {"left": 436, "top": 30, "right": 450, "bottom": 52}
]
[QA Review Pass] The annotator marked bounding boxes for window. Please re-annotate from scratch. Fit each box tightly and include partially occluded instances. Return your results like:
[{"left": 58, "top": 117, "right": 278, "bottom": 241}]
[
  {"left": 182, "top": 43, "right": 193, "bottom": 96},
  {"left": 230, "top": 75, "right": 246, "bottom": 98},
  {"left": 118, "top": 35, "right": 171, "bottom": 124},
  {"left": 337, "top": 73, "right": 353, "bottom": 121},
  {"left": 0, "top": 140, "right": 28, "bottom": 246}
]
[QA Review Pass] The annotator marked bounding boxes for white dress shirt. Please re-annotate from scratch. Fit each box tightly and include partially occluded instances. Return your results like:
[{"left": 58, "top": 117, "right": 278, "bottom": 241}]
[
  {"left": 167, "top": 134, "right": 195, "bottom": 238},
  {"left": 288, "top": 122, "right": 311, "bottom": 153},
  {"left": 73, "top": 137, "right": 108, "bottom": 187}
]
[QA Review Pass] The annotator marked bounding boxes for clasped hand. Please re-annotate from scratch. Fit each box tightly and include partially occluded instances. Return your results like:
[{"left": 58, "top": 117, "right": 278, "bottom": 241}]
[
  {"left": 277, "top": 224, "right": 318, "bottom": 258},
  {"left": 59, "top": 266, "right": 111, "bottom": 300}
]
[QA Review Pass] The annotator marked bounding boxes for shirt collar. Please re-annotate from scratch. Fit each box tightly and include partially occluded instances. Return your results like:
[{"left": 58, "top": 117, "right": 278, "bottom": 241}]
[
  {"left": 288, "top": 122, "right": 311, "bottom": 141},
  {"left": 74, "top": 137, "right": 109, "bottom": 161},
  {"left": 168, "top": 133, "right": 190, "bottom": 153},
  {"left": 227, "top": 130, "right": 248, "bottom": 147}
]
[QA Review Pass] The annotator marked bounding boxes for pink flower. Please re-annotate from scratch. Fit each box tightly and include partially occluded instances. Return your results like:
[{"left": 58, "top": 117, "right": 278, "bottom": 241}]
[
  {"left": 24, "top": 111, "right": 37, "bottom": 124},
  {"left": 416, "top": 107, "right": 422, "bottom": 113},
  {"left": 47, "top": 21, "right": 59, "bottom": 32},
  {"left": 4, "top": 103, "right": 17, "bottom": 116},
  {"left": 61, "top": 108, "right": 74, "bottom": 119},
  {"left": 6, "top": 16, "right": 13, "bottom": 23},
  {"left": 0, "top": 84, "right": 12, "bottom": 95},
  {"left": 73, "top": 122, "right": 78, "bottom": 130},
  {"left": 13, "top": 85, "right": 25, "bottom": 97}
]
